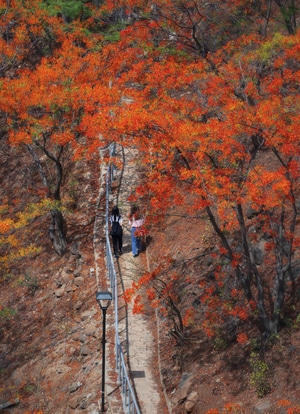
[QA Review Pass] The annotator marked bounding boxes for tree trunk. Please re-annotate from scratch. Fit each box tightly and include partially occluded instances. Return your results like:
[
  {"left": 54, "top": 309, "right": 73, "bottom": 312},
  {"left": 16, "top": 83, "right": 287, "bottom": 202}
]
[
  {"left": 27, "top": 139, "right": 67, "bottom": 256},
  {"left": 49, "top": 208, "right": 67, "bottom": 257},
  {"left": 274, "top": 0, "right": 297, "bottom": 34}
]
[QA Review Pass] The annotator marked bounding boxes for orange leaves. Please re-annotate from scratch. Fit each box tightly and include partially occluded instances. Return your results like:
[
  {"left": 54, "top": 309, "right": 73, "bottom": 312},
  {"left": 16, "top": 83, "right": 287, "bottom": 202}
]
[
  {"left": 0, "top": 218, "right": 14, "bottom": 234},
  {"left": 0, "top": 0, "right": 63, "bottom": 72},
  {"left": 278, "top": 400, "right": 294, "bottom": 408},
  {"left": 248, "top": 167, "right": 291, "bottom": 209},
  {"left": 9, "top": 130, "right": 32, "bottom": 145},
  {"left": 1, "top": 35, "right": 114, "bottom": 158},
  {"left": 182, "top": 308, "right": 195, "bottom": 327},
  {"left": 265, "top": 76, "right": 283, "bottom": 94},
  {"left": 287, "top": 408, "right": 300, "bottom": 414},
  {"left": 277, "top": 401, "right": 300, "bottom": 414},
  {"left": 146, "top": 288, "right": 156, "bottom": 301},
  {"left": 123, "top": 283, "right": 138, "bottom": 304},
  {"left": 52, "top": 131, "right": 74, "bottom": 146},
  {"left": 222, "top": 403, "right": 243, "bottom": 414},
  {"left": 229, "top": 306, "right": 249, "bottom": 321},
  {"left": 0, "top": 2, "right": 119, "bottom": 158},
  {"left": 200, "top": 276, "right": 253, "bottom": 340},
  {"left": 288, "top": 160, "right": 300, "bottom": 180},
  {"left": 132, "top": 295, "right": 144, "bottom": 314},
  {"left": 236, "top": 332, "right": 248, "bottom": 344},
  {"left": 25, "top": 411, "right": 43, "bottom": 414},
  {"left": 202, "top": 320, "right": 215, "bottom": 338}
]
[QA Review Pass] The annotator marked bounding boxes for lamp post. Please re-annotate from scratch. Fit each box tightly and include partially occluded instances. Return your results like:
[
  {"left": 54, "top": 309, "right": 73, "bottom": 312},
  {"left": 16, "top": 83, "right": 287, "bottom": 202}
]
[{"left": 96, "top": 291, "right": 113, "bottom": 413}]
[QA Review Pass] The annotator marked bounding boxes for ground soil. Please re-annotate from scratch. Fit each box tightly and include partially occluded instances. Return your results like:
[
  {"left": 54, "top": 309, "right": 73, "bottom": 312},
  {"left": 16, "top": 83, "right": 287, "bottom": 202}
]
[
  {"left": 1, "top": 143, "right": 300, "bottom": 414},
  {"left": 148, "top": 219, "right": 300, "bottom": 413}
]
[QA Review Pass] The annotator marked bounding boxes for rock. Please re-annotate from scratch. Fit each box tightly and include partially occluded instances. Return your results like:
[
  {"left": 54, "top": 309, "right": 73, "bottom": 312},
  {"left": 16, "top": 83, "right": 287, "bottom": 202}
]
[
  {"left": 79, "top": 393, "right": 95, "bottom": 409},
  {"left": 61, "top": 268, "right": 74, "bottom": 281},
  {"left": 54, "top": 279, "right": 63, "bottom": 288},
  {"left": 74, "top": 276, "right": 85, "bottom": 287},
  {"left": 54, "top": 286, "right": 65, "bottom": 298},
  {"left": 185, "top": 390, "right": 198, "bottom": 412},
  {"left": 70, "top": 241, "right": 82, "bottom": 258},
  {"left": 187, "top": 390, "right": 198, "bottom": 403},
  {"left": 81, "top": 310, "right": 91, "bottom": 320},
  {"left": 0, "top": 398, "right": 20, "bottom": 410},
  {"left": 80, "top": 345, "right": 91, "bottom": 356},
  {"left": 70, "top": 326, "right": 80, "bottom": 335},
  {"left": 84, "top": 323, "right": 97, "bottom": 337},
  {"left": 66, "top": 265, "right": 75, "bottom": 273},
  {"left": 10, "top": 367, "right": 24, "bottom": 387},
  {"left": 66, "top": 282, "right": 76, "bottom": 293},
  {"left": 69, "top": 381, "right": 83, "bottom": 393},
  {"left": 171, "top": 372, "right": 194, "bottom": 405},
  {"left": 69, "top": 395, "right": 79, "bottom": 409},
  {"left": 80, "top": 399, "right": 89, "bottom": 409},
  {"left": 70, "top": 241, "right": 79, "bottom": 256},
  {"left": 74, "top": 302, "right": 83, "bottom": 311},
  {"left": 80, "top": 309, "right": 97, "bottom": 321},
  {"left": 185, "top": 400, "right": 195, "bottom": 412},
  {"left": 254, "top": 400, "right": 273, "bottom": 413},
  {"left": 86, "top": 404, "right": 99, "bottom": 414}
]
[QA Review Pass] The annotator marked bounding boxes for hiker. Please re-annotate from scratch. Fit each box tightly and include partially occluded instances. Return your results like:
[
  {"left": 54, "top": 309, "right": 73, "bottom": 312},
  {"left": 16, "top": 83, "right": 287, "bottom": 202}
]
[
  {"left": 109, "top": 205, "right": 123, "bottom": 258},
  {"left": 128, "top": 205, "right": 144, "bottom": 257}
]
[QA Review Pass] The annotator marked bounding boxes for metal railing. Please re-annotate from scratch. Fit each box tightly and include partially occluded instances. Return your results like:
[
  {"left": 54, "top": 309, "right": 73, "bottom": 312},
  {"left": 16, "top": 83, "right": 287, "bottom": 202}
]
[{"left": 105, "top": 164, "right": 141, "bottom": 414}]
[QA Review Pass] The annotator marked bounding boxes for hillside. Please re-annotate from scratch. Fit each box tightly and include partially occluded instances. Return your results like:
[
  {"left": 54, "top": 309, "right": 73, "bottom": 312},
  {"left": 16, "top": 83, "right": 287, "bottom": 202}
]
[
  {"left": 1, "top": 141, "right": 300, "bottom": 414},
  {"left": 0, "top": 143, "right": 107, "bottom": 412},
  {"left": 148, "top": 207, "right": 300, "bottom": 413},
  {"left": 1, "top": 1, "right": 300, "bottom": 413}
]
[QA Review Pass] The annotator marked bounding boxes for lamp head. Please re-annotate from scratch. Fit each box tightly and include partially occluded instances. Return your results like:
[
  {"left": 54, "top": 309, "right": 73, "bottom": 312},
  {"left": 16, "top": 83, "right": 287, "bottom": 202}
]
[{"left": 96, "top": 291, "right": 112, "bottom": 310}]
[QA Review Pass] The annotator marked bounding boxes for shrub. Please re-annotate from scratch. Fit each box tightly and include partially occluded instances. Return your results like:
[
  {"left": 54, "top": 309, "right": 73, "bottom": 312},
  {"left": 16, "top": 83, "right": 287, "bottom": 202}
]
[{"left": 249, "top": 352, "right": 271, "bottom": 397}]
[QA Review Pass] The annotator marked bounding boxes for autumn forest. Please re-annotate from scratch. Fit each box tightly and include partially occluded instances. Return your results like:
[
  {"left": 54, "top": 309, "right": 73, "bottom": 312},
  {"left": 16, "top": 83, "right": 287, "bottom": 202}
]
[{"left": 1, "top": 0, "right": 300, "bottom": 413}]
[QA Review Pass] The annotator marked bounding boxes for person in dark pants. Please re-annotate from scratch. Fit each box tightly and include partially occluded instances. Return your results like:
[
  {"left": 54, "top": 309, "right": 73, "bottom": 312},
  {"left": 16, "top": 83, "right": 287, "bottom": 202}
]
[{"left": 109, "top": 206, "right": 123, "bottom": 258}]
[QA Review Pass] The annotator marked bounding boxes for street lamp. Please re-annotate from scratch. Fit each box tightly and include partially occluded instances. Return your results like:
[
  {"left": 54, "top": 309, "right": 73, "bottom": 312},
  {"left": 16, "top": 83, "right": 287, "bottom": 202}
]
[{"left": 96, "top": 291, "right": 113, "bottom": 413}]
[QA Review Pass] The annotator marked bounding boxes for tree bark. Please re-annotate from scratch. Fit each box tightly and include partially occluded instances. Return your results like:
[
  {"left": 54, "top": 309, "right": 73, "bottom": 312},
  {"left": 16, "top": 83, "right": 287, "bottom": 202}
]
[
  {"left": 49, "top": 208, "right": 67, "bottom": 257},
  {"left": 26, "top": 140, "right": 67, "bottom": 256}
]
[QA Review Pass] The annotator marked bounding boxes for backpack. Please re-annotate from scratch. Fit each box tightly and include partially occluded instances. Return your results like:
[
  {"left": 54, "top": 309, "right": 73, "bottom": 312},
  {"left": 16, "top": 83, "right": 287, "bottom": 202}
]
[{"left": 110, "top": 217, "right": 122, "bottom": 236}]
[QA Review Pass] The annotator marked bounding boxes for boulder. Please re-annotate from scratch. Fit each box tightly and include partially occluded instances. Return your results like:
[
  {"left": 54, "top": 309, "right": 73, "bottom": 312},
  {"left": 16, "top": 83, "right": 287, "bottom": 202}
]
[
  {"left": 54, "top": 286, "right": 65, "bottom": 298},
  {"left": 171, "top": 372, "right": 194, "bottom": 405},
  {"left": 185, "top": 390, "right": 198, "bottom": 412},
  {"left": 254, "top": 400, "right": 273, "bottom": 413}
]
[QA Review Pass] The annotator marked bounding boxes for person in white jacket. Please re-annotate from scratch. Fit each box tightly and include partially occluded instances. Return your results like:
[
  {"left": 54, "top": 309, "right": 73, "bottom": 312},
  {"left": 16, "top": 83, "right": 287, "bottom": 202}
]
[{"left": 128, "top": 205, "right": 144, "bottom": 257}]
